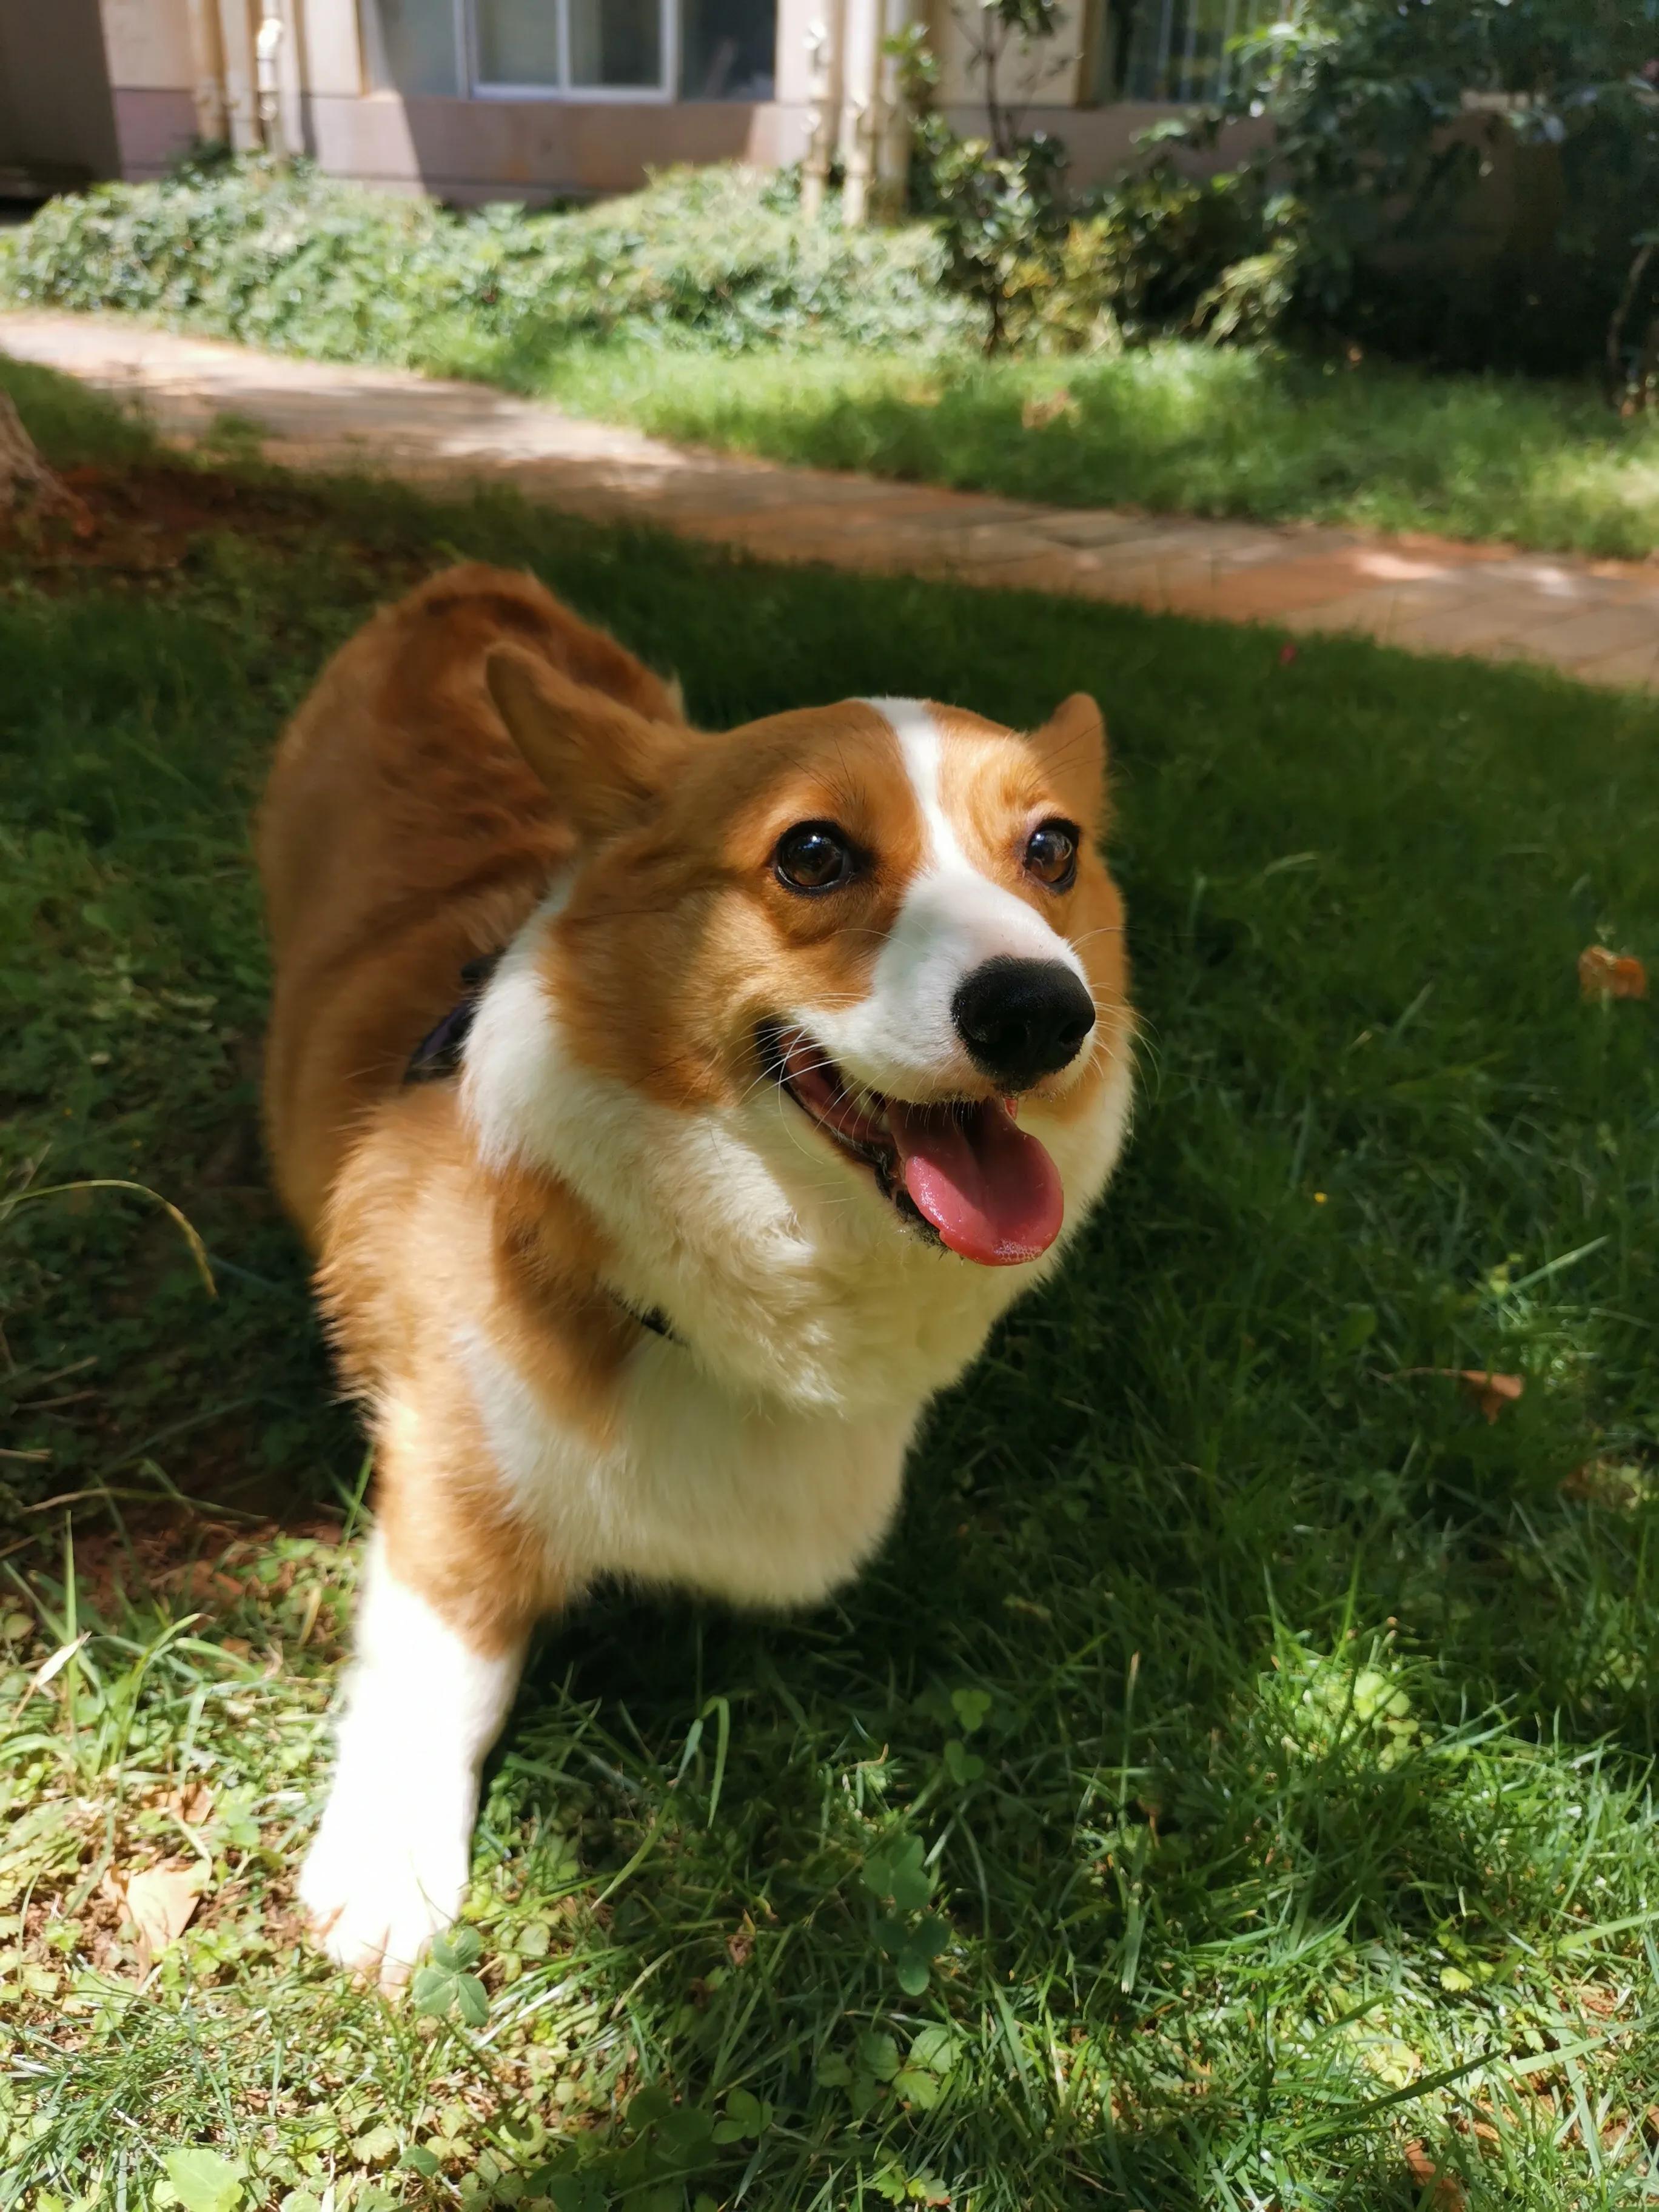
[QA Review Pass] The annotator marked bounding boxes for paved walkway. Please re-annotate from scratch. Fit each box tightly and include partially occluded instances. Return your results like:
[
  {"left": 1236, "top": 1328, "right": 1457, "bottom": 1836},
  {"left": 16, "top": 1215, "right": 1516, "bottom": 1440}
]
[{"left": 4, "top": 307, "right": 1657, "bottom": 694}]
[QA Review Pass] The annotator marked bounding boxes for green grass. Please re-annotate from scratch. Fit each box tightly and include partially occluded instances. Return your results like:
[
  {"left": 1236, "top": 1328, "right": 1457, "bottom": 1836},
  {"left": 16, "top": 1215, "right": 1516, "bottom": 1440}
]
[
  {"left": 7, "top": 158, "right": 1659, "bottom": 561},
  {"left": 5, "top": 355, "right": 1659, "bottom": 2212},
  {"left": 534, "top": 341, "right": 1659, "bottom": 561},
  {"left": 0, "top": 353, "right": 159, "bottom": 469}
]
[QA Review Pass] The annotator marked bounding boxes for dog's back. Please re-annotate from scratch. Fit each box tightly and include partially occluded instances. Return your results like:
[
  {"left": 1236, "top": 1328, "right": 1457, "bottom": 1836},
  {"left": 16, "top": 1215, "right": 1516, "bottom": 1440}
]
[{"left": 257, "top": 564, "right": 681, "bottom": 1242}]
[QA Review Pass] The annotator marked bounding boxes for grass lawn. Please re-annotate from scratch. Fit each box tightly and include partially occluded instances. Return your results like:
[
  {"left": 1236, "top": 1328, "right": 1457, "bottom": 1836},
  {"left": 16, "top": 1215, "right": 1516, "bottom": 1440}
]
[
  {"left": 533, "top": 343, "right": 1659, "bottom": 564},
  {"left": 8, "top": 160, "right": 1659, "bottom": 563},
  {"left": 5, "top": 352, "right": 1659, "bottom": 2212}
]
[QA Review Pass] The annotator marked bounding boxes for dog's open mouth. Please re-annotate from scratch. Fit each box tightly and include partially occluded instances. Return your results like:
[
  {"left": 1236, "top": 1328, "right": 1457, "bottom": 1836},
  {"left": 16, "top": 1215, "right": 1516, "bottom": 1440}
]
[{"left": 766, "top": 1026, "right": 1064, "bottom": 1267}]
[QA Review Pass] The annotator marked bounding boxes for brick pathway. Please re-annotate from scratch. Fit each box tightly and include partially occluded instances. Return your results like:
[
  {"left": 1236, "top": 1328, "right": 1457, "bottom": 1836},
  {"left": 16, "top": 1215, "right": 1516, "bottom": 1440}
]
[{"left": 5, "top": 307, "right": 1657, "bottom": 693}]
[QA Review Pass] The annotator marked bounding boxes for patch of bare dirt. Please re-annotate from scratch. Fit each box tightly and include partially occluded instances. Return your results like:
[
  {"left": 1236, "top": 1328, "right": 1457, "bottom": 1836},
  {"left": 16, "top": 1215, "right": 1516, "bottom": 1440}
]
[
  {"left": 0, "top": 460, "right": 421, "bottom": 592},
  {"left": 69, "top": 1507, "right": 345, "bottom": 1620}
]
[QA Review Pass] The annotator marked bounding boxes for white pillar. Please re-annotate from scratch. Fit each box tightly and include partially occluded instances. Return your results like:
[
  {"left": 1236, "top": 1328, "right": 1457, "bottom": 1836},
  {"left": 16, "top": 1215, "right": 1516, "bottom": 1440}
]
[
  {"left": 800, "top": 2, "right": 844, "bottom": 221},
  {"left": 874, "top": 0, "right": 919, "bottom": 216},
  {"left": 184, "top": 0, "right": 229, "bottom": 142},
  {"left": 256, "top": 1, "right": 287, "bottom": 159},
  {"left": 215, "top": 0, "right": 264, "bottom": 151},
  {"left": 838, "top": 0, "right": 878, "bottom": 224}
]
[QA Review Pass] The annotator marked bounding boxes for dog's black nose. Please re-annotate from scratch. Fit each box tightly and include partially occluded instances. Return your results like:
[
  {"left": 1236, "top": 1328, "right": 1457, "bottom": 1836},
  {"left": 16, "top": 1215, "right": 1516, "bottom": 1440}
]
[{"left": 952, "top": 956, "right": 1096, "bottom": 1091}]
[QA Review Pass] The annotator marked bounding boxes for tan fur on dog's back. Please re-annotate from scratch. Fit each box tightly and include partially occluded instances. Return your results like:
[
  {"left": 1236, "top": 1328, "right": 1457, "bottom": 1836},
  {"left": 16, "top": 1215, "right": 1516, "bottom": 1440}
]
[{"left": 257, "top": 565, "right": 683, "bottom": 1242}]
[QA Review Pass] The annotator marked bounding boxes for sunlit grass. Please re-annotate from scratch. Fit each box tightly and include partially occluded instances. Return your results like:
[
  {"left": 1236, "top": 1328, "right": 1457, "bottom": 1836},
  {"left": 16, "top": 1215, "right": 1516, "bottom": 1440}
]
[
  {"left": 530, "top": 340, "right": 1659, "bottom": 560},
  {"left": 4, "top": 357, "right": 1659, "bottom": 2209}
]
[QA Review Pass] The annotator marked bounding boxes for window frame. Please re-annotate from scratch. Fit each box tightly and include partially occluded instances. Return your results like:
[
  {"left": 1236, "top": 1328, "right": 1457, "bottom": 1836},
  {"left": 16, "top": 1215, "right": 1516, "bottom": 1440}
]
[{"left": 463, "top": 0, "right": 679, "bottom": 102}]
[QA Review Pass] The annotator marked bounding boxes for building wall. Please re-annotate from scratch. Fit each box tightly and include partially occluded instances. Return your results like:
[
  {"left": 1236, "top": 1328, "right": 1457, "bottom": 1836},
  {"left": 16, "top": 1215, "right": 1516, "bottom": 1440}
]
[
  {"left": 89, "top": 0, "right": 1245, "bottom": 201},
  {"left": 0, "top": 0, "right": 122, "bottom": 185},
  {"left": 302, "top": 93, "right": 808, "bottom": 203},
  {"left": 99, "top": 0, "right": 199, "bottom": 175}
]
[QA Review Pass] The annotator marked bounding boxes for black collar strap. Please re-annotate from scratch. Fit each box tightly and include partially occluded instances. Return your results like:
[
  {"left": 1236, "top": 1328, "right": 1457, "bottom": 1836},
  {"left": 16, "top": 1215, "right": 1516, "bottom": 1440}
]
[
  {"left": 610, "top": 1291, "right": 679, "bottom": 1344},
  {"left": 404, "top": 957, "right": 680, "bottom": 1349},
  {"left": 404, "top": 952, "right": 504, "bottom": 1085}
]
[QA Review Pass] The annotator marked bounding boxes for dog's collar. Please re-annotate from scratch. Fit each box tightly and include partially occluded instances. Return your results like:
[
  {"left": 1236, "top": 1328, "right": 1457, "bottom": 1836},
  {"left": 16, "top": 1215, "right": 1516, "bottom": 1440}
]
[
  {"left": 608, "top": 1291, "right": 679, "bottom": 1345},
  {"left": 405, "top": 957, "right": 680, "bottom": 1349},
  {"left": 404, "top": 952, "right": 503, "bottom": 1085}
]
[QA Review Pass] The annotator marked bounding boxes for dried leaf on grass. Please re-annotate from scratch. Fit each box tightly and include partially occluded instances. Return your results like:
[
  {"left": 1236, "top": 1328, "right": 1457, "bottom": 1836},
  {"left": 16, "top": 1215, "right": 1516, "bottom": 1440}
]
[
  {"left": 170, "top": 1781, "right": 215, "bottom": 1828},
  {"left": 120, "top": 1860, "right": 208, "bottom": 1968},
  {"left": 1393, "top": 1368, "right": 1524, "bottom": 1421},
  {"left": 1404, "top": 2140, "right": 1467, "bottom": 2210},
  {"left": 1457, "top": 1369, "right": 1524, "bottom": 1420},
  {"left": 1578, "top": 945, "right": 1648, "bottom": 1001},
  {"left": 22, "top": 1632, "right": 89, "bottom": 1698}
]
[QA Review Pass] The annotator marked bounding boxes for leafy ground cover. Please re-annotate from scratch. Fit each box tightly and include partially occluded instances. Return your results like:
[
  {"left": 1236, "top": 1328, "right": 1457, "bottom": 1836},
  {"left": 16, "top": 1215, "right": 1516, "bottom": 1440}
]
[
  {"left": 6, "top": 161, "right": 1659, "bottom": 561},
  {"left": 4, "top": 355, "right": 1659, "bottom": 2212},
  {"left": 0, "top": 162, "right": 966, "bottom": 367}
]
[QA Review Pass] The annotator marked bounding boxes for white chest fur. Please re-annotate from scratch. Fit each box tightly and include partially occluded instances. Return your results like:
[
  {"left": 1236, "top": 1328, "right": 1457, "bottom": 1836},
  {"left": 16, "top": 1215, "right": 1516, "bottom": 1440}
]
[
  {"left": 458, "top": 1322, "right": 921, "bottom": 1605},
  {"left": 458, "top": 895, "right": 1133, "bottom": 1607}
]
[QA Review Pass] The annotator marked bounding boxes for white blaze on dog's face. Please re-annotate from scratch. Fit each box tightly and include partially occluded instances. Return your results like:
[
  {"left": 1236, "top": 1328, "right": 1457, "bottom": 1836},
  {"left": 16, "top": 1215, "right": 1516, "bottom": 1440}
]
[{"left": 485, "top": 654, "right": 1130, "bottom": 1269}]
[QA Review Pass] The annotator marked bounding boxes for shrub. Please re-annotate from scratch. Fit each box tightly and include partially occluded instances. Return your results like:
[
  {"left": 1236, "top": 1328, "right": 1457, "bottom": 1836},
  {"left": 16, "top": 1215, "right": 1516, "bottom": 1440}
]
[
  {"left": 897, "top": 18, "right": 1271, "bottom": 357},
  {"left": 900, "top": 0, "right": 1659, "bottom": 378},
  {"left": 1185, "top": 0, "right": 1659, "bottom": 378},
  {"left": 0, "top": 159, "right": 970, "bottom": 372},
  {"left": 894, "top": 12, "right": 1074, "bottom": 354}
]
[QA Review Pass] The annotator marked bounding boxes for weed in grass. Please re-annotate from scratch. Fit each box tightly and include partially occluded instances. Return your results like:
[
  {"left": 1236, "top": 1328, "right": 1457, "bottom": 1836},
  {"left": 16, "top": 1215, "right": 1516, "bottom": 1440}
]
[{"left": 3, "top": 360, "right": 1659, "bottom": 2208}]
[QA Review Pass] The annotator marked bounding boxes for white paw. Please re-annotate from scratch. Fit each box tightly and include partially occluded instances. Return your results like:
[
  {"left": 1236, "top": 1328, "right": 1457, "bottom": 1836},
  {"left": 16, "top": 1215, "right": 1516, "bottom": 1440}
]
[{"left": 298, "top": 1789, "right": 471, "bottom": 1989}]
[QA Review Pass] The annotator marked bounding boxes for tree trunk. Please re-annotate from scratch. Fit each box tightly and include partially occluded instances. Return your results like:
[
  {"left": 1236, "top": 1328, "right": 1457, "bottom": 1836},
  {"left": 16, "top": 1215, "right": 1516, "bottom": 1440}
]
[{"left": 0, "top": 392, "right": 89, "bottom": 524}]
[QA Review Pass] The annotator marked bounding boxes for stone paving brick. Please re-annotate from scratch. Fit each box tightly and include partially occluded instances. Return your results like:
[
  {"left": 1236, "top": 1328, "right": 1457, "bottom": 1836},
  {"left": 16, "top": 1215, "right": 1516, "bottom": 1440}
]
[
  {"left": 1384, "top": 597, "right": 1543, "bottom": 656},
  {"left": 1470, "top": 602, "right": 1659, "bottom": 666},
  {"left": 2, "top": 306, "right": 1657, "bottom": 695},
  {"left": 1278, "top": 587, "right": 1446, "bottom": 642},
  {"left": 1574, "top": 643, "right": 1659, "bottom": 692}
]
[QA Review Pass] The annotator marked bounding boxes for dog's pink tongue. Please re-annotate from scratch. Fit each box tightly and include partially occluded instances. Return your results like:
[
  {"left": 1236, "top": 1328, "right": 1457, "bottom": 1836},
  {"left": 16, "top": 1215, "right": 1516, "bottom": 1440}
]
[{"left": 888, "top": 1098, "right": 1064, "bottom": 1266}]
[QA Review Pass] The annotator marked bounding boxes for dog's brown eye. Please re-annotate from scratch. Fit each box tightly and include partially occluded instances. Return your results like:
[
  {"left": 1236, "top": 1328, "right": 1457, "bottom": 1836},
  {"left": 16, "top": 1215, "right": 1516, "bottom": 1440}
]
[
  {"left": 1025, "top": 819, "right": 1079, "bottom": 890},
  {"left": 775, "top": 822, "right": 854, "bottom": 893}
]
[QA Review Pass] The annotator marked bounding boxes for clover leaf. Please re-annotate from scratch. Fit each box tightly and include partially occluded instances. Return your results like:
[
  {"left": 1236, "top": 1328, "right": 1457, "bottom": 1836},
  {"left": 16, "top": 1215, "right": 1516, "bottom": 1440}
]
[{"left": 410, "top": 1927, "right": 489, "bottom": 2027}]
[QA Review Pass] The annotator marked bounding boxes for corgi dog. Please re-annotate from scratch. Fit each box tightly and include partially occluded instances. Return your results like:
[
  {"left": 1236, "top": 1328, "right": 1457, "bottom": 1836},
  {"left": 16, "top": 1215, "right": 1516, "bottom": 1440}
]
[{"left": 258, "top": 564, "right": 1133, "bottom": 1985}]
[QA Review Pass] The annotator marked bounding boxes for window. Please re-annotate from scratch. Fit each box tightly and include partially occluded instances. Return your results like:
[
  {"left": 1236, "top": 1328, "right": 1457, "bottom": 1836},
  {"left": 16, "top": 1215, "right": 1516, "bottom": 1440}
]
[
  {"left": 363, "top": 0, "right": 776, "bottom": 101},
  {"left": 362, "top": 0, "right": 461, "bottom": 96},
  {"left": 1087, "top": 0, "right": 1274, "bottom": 106},
  {"left": 680, "top": 0, "right": 774, "bottom": 100},
  {"left": 569, "top": 0, "right": 663, "bottom": 88},
  {"left": 472, "top": 0, "right": 560, "bottom": 90}
]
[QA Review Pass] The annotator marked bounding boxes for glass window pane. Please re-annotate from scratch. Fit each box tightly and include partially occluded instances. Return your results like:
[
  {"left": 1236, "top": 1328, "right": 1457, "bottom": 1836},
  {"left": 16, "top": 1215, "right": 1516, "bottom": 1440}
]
[
  {"left": 362, "top": 0, "right": 460, "bottom": 96},
  {"left": 568, "top": 0, "right": 661, "bottom": 87},
  {"left": 680, "top": 0, "right": 775, "bottom": 100},
  {"left": 1083, "top": 0, "right": 1133, "bottom": 104},
  {"left": 475, "top": 0, "right": 561, "bottom": 85},
  {"left": 1120, "top": 0, "right": 1270, "bottom": 102}
]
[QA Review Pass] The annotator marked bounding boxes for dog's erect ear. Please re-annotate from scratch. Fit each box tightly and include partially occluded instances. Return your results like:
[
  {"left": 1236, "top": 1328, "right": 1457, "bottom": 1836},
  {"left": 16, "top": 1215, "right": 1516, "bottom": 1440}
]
[
  {"left": 1027, "top": 693, "right": 1108, "bottom": 833},
  {"left": 488, "top": 644, "right": 684, "bottom": 842}
]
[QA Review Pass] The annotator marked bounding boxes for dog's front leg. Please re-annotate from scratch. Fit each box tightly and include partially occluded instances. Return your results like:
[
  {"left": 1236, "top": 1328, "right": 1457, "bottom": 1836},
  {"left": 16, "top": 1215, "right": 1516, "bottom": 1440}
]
[{"left": 299, "top": 1529, "right": 527, "bottom": 1987}]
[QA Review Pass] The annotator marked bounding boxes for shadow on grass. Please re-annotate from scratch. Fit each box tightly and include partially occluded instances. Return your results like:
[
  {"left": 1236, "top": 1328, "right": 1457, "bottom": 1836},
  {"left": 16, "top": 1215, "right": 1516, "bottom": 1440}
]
[{"left": 5, "top": 392, "right": 1659, "bottom": 2204}]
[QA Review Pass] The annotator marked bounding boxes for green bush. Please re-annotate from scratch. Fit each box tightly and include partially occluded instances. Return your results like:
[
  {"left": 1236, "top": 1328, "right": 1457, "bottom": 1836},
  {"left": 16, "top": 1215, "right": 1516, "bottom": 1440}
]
[
  {"left": 896, "top": 0, "right": 1659, "bottom": 377},
  {"left": 7, "top": 2, "right": 1650, "bottom": 384},
  {"left": 896, "top": 15, "right": 1273, "bottom": 358},
  {"left": 1183, "top": 0, "right": 1659, "bottom": 377},
  {"left": 0, "top": 158, "right": 970, "bottom": 372}
]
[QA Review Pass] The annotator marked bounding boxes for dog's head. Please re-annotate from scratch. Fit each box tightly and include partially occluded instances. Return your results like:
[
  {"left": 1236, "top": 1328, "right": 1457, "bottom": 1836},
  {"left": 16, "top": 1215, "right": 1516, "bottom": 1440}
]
[{"left": 480, "top": 650, "right": 1131, "bottom": 1272}]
